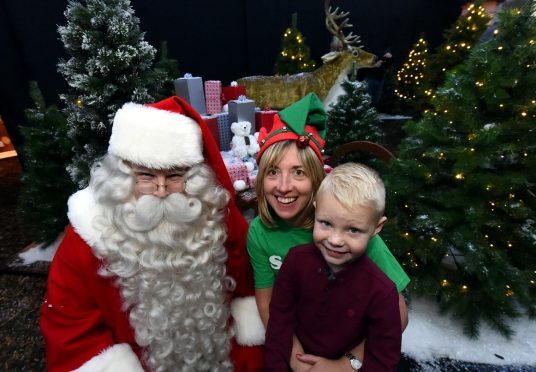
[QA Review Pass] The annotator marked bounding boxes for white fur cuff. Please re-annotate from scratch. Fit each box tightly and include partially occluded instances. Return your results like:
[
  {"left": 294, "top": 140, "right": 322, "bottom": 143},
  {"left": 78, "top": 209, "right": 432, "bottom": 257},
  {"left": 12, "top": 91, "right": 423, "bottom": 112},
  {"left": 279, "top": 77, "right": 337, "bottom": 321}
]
[
  {"left": 231, "top": 296, "right": 266, "bottom": 346},
  {"left": 74, "top": 343, "right": 144, "bottom": 372}
]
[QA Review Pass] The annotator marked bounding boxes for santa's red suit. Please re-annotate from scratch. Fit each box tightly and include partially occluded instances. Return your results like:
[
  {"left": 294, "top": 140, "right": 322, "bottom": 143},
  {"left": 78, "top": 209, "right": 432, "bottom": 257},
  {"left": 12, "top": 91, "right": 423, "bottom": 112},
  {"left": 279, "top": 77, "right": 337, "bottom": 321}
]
[{"left": 40, "top": 97, "right": 265, "bottom": 371}]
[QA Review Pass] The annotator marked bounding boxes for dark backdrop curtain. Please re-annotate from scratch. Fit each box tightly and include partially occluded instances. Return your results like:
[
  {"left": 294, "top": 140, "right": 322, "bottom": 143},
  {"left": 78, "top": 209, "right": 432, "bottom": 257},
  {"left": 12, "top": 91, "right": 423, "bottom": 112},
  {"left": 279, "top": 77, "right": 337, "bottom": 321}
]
[{"left": 0, "top": 0, "right": 466, "bottom": 148}]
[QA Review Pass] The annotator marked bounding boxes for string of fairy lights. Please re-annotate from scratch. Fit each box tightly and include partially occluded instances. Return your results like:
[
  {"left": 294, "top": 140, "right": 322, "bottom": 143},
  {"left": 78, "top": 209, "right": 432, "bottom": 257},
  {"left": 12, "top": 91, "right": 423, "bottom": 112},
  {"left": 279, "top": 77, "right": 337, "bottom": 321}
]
[
  {"left": 395, "top": 4, "right": 489, "bottom": 102},
  {"left": 398, "top": 6, "right": 534, "bottom": 123},
  {"left": 399, "top": 143, "right": 533, "bottom": 295},
  {"left": 394, "top": 38, "right": 428, "bottom": 101}
]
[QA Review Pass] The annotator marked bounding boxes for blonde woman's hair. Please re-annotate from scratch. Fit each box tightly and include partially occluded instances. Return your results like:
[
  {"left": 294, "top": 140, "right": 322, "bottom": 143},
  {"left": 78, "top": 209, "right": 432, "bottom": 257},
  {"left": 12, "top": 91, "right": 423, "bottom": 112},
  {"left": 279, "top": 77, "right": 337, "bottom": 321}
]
[
  {"left": 317, "top": 162, "right": 385, "bottom": 221},
  {"left": 255, "top": 140, "right": 325, "bottom": 229}
]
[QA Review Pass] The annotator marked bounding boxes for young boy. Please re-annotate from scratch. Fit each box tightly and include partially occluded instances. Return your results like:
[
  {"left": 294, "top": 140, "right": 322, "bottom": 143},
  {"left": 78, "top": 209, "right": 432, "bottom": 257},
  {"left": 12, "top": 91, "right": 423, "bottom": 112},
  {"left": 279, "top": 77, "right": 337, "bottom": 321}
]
[{"left": 264, "top": 163, "right": 402, "bottom": 371}]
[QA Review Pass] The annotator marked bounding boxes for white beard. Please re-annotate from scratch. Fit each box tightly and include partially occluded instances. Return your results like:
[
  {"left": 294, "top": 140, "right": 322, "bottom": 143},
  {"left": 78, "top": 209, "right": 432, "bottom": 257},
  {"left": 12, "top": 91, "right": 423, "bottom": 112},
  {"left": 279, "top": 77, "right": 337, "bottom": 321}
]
[{"left": 93, "top": 192, "right": 233, "bottom": 371}]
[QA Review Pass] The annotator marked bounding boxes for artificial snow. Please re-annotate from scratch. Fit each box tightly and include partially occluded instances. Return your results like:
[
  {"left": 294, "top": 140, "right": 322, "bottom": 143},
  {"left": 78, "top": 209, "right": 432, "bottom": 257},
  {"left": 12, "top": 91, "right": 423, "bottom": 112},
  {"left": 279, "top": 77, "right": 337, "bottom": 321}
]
[
  {"left": 17, "top": 233, "right": 62, "bottom": 265},
  {"left": 403, "top": 297, "right": 536, "bottom": 369},
  {"left": 17, "top": 240, "right": 536, "bottom": 368},
  {"left": 378, "top": 113, "right": 413, "bottom": 121}
]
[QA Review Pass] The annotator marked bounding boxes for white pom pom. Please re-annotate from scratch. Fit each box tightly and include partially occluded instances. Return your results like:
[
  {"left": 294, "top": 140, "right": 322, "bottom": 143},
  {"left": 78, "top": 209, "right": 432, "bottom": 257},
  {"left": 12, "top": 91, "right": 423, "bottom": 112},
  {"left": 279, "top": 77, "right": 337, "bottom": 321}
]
[
  {"left": 245, "top": 162, "right": 255, "bottom": 172},
  {"left": 233, "top": 180, "right": 247, "bottom": 191}
]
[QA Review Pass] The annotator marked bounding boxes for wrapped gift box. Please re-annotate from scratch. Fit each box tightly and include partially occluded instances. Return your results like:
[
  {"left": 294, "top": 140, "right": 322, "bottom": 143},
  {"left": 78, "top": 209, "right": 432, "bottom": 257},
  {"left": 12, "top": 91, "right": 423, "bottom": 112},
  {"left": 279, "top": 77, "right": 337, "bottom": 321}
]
[
  {"left": 254, "top": 109, "right": 277, "bottom": 132},
  {"left": 201, "top": 115, "right": 220, "bottom": 149},
  {"left": 220, "top": 151, "right": 250, "bottom": 187},
  {"left": 215, "top": 112, "right": 232, "bottom": 151},
  {"left": 248, "top": 168, "right": 258, "bottom": 188},
  {"left": 222, "top": 82, "right": 246, "bottom": 104},
  {"left": 174, "top": 74, "right": 206, "bottom": 115},
  {"left": 228, "top": 97, "right": 256, "bottom": 134},
  {"left": 204, "top": 80, "right": 223, "bottom": 115}
]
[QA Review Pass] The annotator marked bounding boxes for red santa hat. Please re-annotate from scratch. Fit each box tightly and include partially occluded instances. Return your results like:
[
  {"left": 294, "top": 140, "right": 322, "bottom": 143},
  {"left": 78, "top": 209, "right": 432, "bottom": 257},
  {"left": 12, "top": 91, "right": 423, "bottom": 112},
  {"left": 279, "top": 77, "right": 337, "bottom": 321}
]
[
  {"left": 108, "top": 96, "right": 253, "bottom": 298},
  {"left": 109, "top": 96, "right": 234, "bottom": 196}
]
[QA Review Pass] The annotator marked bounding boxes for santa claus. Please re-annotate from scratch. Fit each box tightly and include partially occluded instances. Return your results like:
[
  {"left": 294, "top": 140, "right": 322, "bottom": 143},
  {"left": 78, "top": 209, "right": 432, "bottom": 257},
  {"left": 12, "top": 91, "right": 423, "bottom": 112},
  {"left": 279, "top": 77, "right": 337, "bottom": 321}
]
[{"left": 40, "top": 96, "right": 265, "bottom": 371}]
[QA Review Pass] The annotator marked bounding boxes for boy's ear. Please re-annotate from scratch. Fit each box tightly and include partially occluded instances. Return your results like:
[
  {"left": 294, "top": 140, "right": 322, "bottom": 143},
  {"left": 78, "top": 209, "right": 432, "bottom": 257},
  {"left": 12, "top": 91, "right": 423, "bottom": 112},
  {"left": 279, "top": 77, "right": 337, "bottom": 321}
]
[{"left": 373, "top": 216, "right": 387, "bottom": 236}]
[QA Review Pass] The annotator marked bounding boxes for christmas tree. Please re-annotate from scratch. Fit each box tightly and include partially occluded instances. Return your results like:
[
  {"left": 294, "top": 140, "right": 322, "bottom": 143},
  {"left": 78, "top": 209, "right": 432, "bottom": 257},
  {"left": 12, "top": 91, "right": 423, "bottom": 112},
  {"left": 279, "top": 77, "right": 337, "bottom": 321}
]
[
  {"left": 58, "top": 0, "right": 167, "bottom": 188},
  {"left": 383, "top": 2, "right": 535, "bottom": 338},
  {"left": 17, "top": 82, "right": 76, "bottom": 246},
  {"left": 394, "top": 37, "right": 431, "bottom": 115},
  {"left": 325, "top": 76, "right": 384, "bottom": 161},
  {"left": 426, "top": 2, "right": 490, "bottom": 106},
  {"left": 393, "top": 3, "right": 490, "bottom": 116},
  {"left": 153, "top": 41, "right": 181, "bottom": 100},
  {"left": 273, "top": 13, "right": 316, "bottom": 76}
]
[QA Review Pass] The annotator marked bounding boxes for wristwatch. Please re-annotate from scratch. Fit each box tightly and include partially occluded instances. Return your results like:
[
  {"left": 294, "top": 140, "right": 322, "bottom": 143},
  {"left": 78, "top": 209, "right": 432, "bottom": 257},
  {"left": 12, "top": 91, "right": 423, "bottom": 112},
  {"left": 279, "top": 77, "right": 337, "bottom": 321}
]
[{"left": 344, "top": 352, "right": 362, "bottom": 371}]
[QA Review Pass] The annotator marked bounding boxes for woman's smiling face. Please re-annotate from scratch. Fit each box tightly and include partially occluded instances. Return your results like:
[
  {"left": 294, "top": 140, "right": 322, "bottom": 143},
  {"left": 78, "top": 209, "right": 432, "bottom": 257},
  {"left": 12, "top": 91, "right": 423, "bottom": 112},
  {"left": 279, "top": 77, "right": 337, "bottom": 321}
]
[{"left": 262, "top": 144, "right": 313, "bottom": 225}]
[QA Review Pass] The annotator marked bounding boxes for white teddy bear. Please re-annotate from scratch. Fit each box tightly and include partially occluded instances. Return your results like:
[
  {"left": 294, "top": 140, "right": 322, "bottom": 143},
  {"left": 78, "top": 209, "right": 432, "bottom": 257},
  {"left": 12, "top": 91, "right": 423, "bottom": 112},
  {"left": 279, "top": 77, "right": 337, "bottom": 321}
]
[{"left": 230, "top": 121, "right": 260, "bottom": 160}]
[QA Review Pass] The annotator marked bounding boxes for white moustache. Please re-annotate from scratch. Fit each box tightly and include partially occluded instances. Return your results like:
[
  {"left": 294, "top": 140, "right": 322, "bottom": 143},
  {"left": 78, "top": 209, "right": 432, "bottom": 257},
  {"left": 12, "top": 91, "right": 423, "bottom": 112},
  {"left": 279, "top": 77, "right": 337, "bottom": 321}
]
[{"left": 122, "top": 193, "right": 203, "bottom": 232}]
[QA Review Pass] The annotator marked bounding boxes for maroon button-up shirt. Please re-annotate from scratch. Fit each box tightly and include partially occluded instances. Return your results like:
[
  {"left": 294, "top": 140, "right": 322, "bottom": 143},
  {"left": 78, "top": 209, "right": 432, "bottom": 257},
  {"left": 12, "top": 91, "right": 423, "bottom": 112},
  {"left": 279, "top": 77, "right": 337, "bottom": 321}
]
[{"left": 265, "top": 243, "right": 401, "bottom": 371}]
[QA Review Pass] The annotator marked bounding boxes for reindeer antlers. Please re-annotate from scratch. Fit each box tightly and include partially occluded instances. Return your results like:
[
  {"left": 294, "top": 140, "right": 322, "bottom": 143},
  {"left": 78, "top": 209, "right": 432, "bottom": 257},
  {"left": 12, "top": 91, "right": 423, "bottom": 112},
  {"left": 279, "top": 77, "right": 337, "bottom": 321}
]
[{"left": 324, "top": 0, "right": 362, "bottom": 49}]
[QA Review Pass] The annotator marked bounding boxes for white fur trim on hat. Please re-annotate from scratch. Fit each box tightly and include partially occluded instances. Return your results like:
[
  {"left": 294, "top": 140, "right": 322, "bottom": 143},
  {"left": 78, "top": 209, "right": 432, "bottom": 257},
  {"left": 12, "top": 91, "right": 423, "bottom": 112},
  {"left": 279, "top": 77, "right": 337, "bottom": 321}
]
[
  {"left": 231, "top": 296, "right": 265, "bottom": 346},
  {"left": 73, "top": 343, "right": 144, "bottom": 372},
  {"left": 109, "top": 102, "right": 203, "bottom": 169}
]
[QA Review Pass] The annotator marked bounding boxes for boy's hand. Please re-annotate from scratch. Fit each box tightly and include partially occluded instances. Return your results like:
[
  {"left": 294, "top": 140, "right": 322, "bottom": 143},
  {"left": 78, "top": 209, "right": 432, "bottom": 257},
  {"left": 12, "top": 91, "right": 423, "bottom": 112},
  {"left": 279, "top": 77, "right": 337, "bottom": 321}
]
[
  {"left": 291, "top": 353, "right": 314, "bottom": 371},
  {"left": 295, "top": 354, "right": 354, "bottom": 371}
]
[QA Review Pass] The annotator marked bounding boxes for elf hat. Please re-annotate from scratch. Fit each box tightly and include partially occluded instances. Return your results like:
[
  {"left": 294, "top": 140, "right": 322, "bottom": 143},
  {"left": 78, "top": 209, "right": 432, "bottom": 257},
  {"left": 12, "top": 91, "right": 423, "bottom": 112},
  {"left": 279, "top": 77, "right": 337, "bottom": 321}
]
[{"left": 256, "top": 92, "right": 327, "bottom": 164}]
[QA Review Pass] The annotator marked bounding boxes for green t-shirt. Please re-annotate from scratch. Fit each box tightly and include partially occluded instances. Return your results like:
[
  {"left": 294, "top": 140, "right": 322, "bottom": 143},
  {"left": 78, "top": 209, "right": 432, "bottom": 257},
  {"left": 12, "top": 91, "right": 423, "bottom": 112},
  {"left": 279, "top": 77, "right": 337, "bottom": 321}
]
[{"left": 247, "top": 216, "right": 410, "bottom": 292}]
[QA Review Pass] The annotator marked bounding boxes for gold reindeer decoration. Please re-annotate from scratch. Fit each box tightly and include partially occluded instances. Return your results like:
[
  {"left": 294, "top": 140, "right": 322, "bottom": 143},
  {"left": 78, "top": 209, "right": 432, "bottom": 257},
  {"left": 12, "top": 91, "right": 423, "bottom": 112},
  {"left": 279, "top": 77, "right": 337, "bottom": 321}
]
[{"left": 236, "top": 0, "right": 377, "bottom": 109}]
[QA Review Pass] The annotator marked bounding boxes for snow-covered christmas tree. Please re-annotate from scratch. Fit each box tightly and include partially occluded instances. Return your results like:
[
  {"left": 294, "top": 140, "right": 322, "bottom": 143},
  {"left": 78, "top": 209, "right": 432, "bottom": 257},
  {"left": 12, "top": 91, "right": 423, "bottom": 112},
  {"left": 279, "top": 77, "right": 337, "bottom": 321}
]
[
  {"left": 325, "top": 77, "right": 384, "bottom": 162},
  {"left": 58, "top": 0, "right": 167, "bottom": 188},
  {"left": 383, "top": 1, "right": 536, "bottom": 338}
]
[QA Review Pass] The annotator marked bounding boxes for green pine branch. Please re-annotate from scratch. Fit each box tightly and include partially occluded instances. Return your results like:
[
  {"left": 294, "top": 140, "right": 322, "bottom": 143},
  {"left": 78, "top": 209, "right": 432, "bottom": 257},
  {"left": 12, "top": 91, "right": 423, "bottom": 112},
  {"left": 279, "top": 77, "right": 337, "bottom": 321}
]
[{"left": 17, "top": 82, "right": 76, "bottom": 246}]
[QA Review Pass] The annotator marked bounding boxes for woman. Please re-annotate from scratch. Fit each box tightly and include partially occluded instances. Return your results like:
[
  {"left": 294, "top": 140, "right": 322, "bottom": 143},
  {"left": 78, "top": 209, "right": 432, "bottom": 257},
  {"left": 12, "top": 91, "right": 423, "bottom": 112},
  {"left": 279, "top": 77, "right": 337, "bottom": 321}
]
[{"left": 247, "top": 93, "right": 409, "bottom": 370}]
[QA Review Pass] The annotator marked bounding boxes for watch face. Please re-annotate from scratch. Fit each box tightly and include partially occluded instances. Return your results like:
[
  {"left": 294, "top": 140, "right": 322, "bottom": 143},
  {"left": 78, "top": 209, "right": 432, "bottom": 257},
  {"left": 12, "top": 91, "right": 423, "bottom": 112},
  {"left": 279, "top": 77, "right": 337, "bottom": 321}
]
[{"left": 350, "top": 358, "right": 362, "bottom": 370}]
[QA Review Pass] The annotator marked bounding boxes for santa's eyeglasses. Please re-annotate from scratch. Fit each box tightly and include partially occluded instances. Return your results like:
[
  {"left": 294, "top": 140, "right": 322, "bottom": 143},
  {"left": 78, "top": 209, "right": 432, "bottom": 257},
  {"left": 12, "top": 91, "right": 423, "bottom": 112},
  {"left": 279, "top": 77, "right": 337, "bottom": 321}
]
[
  {"left": 130, "top": 164, "right": 190, "bottom": 195},
  {"left": 135, "top": 177, "right": 185, "bottom": 195}
]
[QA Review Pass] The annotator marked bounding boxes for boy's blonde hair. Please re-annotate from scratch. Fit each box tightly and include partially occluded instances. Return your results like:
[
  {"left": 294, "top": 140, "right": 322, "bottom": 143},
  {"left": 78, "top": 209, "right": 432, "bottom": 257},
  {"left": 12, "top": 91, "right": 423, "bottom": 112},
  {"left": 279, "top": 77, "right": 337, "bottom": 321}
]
[
  {"left": 317, "top": 162, "right": 385, "bottom": 221},
  {"left": 256, "top": 140, "right": 325, "bottom": 229}
]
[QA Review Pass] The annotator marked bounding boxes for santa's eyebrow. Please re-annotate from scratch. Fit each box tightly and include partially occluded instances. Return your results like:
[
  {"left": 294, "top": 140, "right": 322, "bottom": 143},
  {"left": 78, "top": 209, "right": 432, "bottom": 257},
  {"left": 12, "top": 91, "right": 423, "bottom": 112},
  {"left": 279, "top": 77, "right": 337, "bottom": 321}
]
[
  {"left": 166, "top": 168, "right": 189, "bottom": 176},
  {"left": 131, "top": 166, "right": 190, "bottom": 174},
  {"left": 134, "top": 171, "right": 155, "bottom": 176}
]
